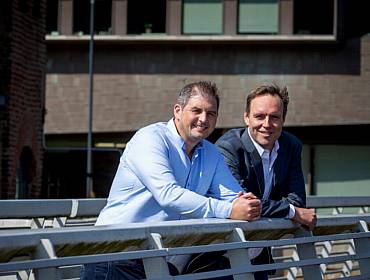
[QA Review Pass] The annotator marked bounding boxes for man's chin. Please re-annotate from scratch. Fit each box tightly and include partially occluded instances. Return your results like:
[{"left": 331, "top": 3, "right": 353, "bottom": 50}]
[
  {"left": 190, "top": 132, "right": 209, "bottom": 141},
  {"left": 256, "top": 137, "right": 270, "bottom": 146}
]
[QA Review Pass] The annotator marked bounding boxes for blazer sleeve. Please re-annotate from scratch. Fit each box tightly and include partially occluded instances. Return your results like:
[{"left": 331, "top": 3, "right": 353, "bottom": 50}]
[{"left": 215, "top": 137, "right": 244, "bottom": 185}]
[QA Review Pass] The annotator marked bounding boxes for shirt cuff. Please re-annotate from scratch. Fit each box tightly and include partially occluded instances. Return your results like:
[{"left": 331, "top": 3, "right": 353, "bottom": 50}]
[
  {"left": 287, "top": 204, "right": 296, "bottom": 219},
  {"left": 214, "top": 200, "right": 233, "bottom": 219}
]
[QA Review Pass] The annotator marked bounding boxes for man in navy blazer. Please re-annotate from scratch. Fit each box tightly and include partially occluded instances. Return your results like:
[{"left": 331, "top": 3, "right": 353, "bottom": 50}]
[{"left": 215, "top": 84, "right": 316, "bottom": 279}]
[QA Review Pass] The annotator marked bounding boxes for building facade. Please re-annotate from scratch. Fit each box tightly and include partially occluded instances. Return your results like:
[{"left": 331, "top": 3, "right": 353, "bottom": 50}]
[
  {"left": 0, "top": 0, "right": 46, "bottom": 198},
  {"left": 44, "top": 0, "right": 370, "bottom": 198}
]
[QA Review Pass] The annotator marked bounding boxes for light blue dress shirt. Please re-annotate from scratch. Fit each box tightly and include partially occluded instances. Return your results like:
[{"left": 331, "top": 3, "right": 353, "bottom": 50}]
[{"left": 96, "top": 119, "right": 243, "bottom": 226}]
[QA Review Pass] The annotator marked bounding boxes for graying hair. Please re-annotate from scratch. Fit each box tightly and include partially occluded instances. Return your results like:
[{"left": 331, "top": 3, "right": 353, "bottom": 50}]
[{"left": 177, "top": 81, "right": 220, "bottom": 111}]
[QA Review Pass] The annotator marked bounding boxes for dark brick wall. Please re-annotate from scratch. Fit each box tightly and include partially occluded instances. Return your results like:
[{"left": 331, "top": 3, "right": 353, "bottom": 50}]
[
  {"left": 45, "top": 34, "right": 370, "bottom": 135},
  {"left": 0, "top": 0, "right": 46, "bottom": 198},
  {"left": 44, "top": 1, "right": 370, "bottom": 136}
]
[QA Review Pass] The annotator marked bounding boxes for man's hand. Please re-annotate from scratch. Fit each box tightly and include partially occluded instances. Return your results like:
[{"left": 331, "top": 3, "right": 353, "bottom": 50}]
[
  {"left": 230, "top": 192, "right": 261, "bottom": 221},
  {"left": 292, "top": 207, "right": 317, "bottom": 231}
]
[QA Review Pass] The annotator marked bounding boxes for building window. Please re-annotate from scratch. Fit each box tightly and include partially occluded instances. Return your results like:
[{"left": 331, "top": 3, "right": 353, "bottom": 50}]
[
  {"left": 46, "top": 0, "right": 58, "bottom": 34},
  {"left": 182, "top": 0, "right": 223, "bottom": 35},
  {"left": 294, "top": 0, "right": 334, "bottom": 35},
  {"left": 73, "top": 0, "right": 112, "bottom": 35},
  {"left": 238, "top": 0, "right": 278, "bottom": 34},
  {"left": 127, "top": 0, "right": 166, "bottom": 34},
  {"left": 314, "top": 145, "right": 370, "bottom": 196}
]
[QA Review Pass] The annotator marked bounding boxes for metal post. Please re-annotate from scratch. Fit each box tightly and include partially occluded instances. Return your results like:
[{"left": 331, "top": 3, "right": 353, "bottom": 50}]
[
  {"left": 86, "top": 0, "right": 95, "bottom": 198},
  {"left": 227, "top": 228, "right": 254, "bottom": 280},
  {"left": 354, "top": 220, "right": 370, "bottom": 277},
  {"left": 33, "top": 239, "right": 60, "bottom": 279},
  {"left": 295, "top": 228, "right": 322, "bottom": 279},
  {"left": 142, "top": 233, "right": 171, "bottom": 278}
]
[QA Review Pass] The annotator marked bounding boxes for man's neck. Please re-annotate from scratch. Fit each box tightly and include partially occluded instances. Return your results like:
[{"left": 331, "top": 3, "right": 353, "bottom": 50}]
[
  {"left": 185, "top": 139, "right": 200, "bottom": 159},
  {"left": 174, "top": 119, "right": 198, "bottom": 159},
  {"left": 186, "top": 146, "right": 194, "bottom": 159}
]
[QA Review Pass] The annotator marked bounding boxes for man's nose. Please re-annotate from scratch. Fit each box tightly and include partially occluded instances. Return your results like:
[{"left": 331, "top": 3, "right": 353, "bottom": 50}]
[
  {"left": 263, "top": 116, "right": 271, "bottom": 126},
  {"left": 199, "top": 111, "right": 207, "bottom": 122}
]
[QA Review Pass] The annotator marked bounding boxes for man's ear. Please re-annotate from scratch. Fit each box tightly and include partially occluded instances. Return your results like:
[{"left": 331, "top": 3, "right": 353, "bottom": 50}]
[
  {"left": 174, "top": 104, "right": 182, "bottom": 119},
  {"left": 243, "top": 112, "right": 250, "bottom": 126}
]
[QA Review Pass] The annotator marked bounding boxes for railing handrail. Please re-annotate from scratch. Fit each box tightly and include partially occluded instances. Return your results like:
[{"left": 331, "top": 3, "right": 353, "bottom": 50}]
[
  {"left": 0, "top": 196, "right": 369, "bottom": 219},
  {"left": 0, "top": 198, "right": 107, "bottom": 218},
  {"left": 1, "top": 197, "right": 370, "bottom": 279},
  {"left": 0, "top": 215, "right": 370, "bottom": 279},
  {"left": 2, "top": 213, "right": 370, "bottom": 239},
  {"left": 306, "top": 196, "right": 370, "bottom": 208},
  {"left": 1, "top": 215, "right": 370, "bottom": 248}
]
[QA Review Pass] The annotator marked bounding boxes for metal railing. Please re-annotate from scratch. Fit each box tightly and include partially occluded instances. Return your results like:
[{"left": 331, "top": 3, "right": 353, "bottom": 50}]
[
  {"left": 0, "top": 196, "right": 369, "bottom": 230},
  {"left": 0, "top": 199, "right": 107, "bottom": 229},
  {"left": 0, "top": 197, "right": 370, "bottom": 280}
]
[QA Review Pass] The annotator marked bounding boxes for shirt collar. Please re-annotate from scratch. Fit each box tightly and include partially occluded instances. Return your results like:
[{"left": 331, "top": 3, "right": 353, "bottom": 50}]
[
  {"left": 167, "top": 119, "right": 204, "bottom": 151},
  {"left": 247, "top": 127, "right": 279, "bottom": 157}
]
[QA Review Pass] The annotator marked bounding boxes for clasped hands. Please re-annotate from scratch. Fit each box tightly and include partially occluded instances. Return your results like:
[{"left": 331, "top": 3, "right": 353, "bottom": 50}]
[
  {"left": 230, "top": 192, "right": 261, "bottom": 221},
  {"left": 230, "top": 192, "right": 317, "bottom": 231}
]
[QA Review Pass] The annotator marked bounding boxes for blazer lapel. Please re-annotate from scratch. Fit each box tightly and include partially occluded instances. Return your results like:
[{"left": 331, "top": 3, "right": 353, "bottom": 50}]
[
  {"left": 273, "top": 141, "right": 285, "bottom": 191},
  {"left": 241, "top": 130, "right": 265, "bottom": 198}
]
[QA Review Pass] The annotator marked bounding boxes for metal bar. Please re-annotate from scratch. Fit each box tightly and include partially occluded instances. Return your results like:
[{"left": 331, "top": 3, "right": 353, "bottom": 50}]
[
  {"left": 0, "top": 200, "right": 73, "bottom": 218},
  {"left": 86, "top": 0, "right": 95, "bottom": 198},
  {"left": 143, "top": 233, "right": 170, "bottom": 278},
  {"left": 295, "top": 228, "right": 322, "bottom": 279},
  {"left": 226, "top": 227, "right": 254, "bottom": 280},
  {"left": 2, "top": 217, "right": 370, "bottom": 248},
  {"left": 0, "top": 249, "right": 168, "bottom": 272},
  {"left": 33, "top": 239, "right": 59, "bottom": 279},
  {"left": 2, "top": 196, "right": 370, "bottom": 219},
  {"left": 306, "top": 196, "right": 370, "bottom": 208},
  {"left": 354, "top": 220, "right": 370, "bottom": 276},
  {"left": 1, "top": 250, "right": 369, "bottom": 277}
]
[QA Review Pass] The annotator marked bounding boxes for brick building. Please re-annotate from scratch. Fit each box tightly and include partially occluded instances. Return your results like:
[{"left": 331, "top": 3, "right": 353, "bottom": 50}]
[
  {"left": 0, "top": 0, "right": 46, "bottom": 198},
  {"left": 43, "top": 0, "right": 370, "bottom": 198}
]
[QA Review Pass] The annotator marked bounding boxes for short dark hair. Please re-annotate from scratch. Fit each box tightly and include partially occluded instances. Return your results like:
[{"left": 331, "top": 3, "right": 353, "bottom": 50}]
[
  {"left": 245, "top": 84, "right": 289, "bottom": 120},
  {"left": 177, "top": 81, "right": 220, "bottom": 111}
]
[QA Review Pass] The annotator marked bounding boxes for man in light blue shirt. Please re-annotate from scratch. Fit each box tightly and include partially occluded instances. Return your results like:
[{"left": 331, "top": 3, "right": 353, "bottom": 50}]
[
  {"left": 96, "top": 119, "right": 241, "bottom": 224},
  {"left": 82, "top": 81, "right": 261, "bottom": 279}
]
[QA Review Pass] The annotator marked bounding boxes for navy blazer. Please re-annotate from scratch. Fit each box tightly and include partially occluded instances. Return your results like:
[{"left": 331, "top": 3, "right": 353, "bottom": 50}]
[{"left": 215, "top": 128, "right": 306, "bottom": 218}]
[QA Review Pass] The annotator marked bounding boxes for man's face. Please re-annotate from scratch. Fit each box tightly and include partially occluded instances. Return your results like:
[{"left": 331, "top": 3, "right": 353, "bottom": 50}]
[
  {"left": 244, "top": 94, "right": 284, "bottom": 151},
  {"left": 174, "top": 94, "right": 218, "bottom": 148}
]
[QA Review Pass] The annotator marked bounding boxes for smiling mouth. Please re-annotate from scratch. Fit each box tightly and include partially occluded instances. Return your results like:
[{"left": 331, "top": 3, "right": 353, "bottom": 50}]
[
  {"left": 193, "top": 124, "right": 208, "bottom": 131},
  {"left": 259, "top": 131, "right": 272, "bottom": 136}
]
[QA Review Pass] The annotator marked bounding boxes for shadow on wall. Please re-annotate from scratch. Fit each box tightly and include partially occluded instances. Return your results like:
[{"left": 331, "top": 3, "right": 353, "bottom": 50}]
[
  {"left": 46, "top": 38, "right": 362, "bottom": 76},
  {"left": 16, "top": 147, "right": 35, "bottom": 199},
  {"left": 42, "top": 149, "right": 121, "bottom": 198}
]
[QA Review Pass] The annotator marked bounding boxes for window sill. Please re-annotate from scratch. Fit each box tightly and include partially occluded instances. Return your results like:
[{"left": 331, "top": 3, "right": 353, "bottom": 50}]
[{"left": 46, "top": 34, "right": 337, "bottom": 45}]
